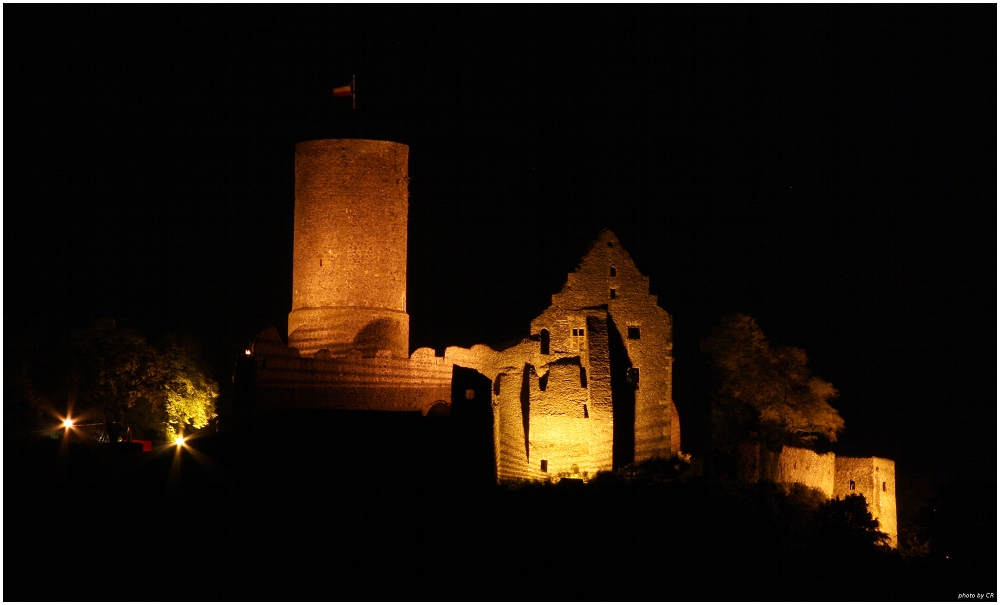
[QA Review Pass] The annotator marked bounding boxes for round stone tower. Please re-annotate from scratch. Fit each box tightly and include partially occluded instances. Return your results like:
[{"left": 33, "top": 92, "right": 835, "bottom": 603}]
[{"left": 288, "top": 139, "right": 410, "bottom": 358}]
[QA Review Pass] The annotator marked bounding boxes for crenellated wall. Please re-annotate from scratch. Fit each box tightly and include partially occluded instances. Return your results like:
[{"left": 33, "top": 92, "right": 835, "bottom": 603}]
[
  {"left": 247, "top": 140, "right": 680, "bottom": 486},
  {"left": 251, "top": 328, "right": 452, "bottom": 415}
]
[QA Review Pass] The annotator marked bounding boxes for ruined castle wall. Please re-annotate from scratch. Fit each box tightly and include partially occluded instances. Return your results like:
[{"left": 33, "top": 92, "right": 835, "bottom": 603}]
[
  {"left": 493, "top": 363, "right": 538, "bottom": 482},
  {"left": 761, "top": 445, "right": 835, "bottom": 498},
  {"left": 252, "top": 329, "right": 451, "bottom": 415},
  {"left": 835, "top": 456, "right": 897, "bottom": 547},
  {"left": 446, "top": 318, "right": 615, "bottom": 483},
  {"left": 537, "top": 230, "right": 676, "bottom": 462},
  {"left": 288, "top": 140, "right": 410, "bottom": 358},
  {"left": 584, "top": 313, "right": 614, "bottom": 473},
  {"left": 530, "top": 362, "right": 593, "bottom": 477}
]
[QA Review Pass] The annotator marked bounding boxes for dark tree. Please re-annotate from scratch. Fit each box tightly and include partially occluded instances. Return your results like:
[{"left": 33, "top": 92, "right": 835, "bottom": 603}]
[
  {"left": 71, "top": 319, "right": 217, "bottom": 441},
  {"left": 701, "top": 314, "right": 844, "bottom": 448}
]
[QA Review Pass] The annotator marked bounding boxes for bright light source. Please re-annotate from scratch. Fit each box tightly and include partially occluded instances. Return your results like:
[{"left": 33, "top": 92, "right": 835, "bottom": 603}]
[
  {"left": 244, "top": 349, "right": 252, "bottom": 356},
  {"left": 62, "top": 418, "right": 74, "bottom": 429},
  {"left": 174, "top": 436, "right": 186, "bottom": 446}
]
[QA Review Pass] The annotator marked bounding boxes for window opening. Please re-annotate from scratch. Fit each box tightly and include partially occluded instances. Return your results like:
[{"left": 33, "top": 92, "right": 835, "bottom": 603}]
[
  {"left": 572, "top": 328, "right": 579, "bottom": 336},
  {"left": 850, "top": 480, "right": 856, "bottom": 491},
  {"left": 465, "top": 389, "right": 475, "bottom": 400},
  {"left": 627, "top": 367, "right": 640, "bottom": 385},
  {"left": 882, "top": 481, "right": 886, "bottom": 492},
  {"left": 540, "top": 329, "right": 550, "bottom": 355},
  {"left": 627, "top": 326, "right": 640, "bottom": 339},
  {"left": 580, "top": 366, "right": 588, "bottom": 388},
  {"left": 610, "top": 288, "right": 616, "bottom": 299},
  {"left": 540, "top": 460, "right": 548, "bottom": 472},
  {"left": 610, "top": 266, "right": 617, "bottom": 277},
  {"left": 583, "top": 404, "right": 589, "bottom": 418}
]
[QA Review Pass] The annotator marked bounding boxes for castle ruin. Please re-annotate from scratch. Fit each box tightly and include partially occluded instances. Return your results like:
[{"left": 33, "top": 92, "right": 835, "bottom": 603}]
[{"left": 239, "top": 138, "right": 896, "bottom": 545}]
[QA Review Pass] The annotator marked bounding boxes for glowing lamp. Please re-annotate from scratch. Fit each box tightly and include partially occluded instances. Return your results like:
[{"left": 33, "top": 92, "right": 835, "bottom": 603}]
[
  {"left": 174, "top": 436, "right": 186, "bottom": 446},
  {"left": 244, "top": 349, "right": 252, "bottom": 356},
  {"left": 62, "top": 418, "right": 74, "bottom": 429}
]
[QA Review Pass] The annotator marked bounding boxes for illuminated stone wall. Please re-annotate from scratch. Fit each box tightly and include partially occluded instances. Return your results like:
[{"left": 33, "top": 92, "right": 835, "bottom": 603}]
[
  {"left": 251, "top": 328, "right": 452, "bottom": 415},
  {"left": 835, "top": 456, "right": 897, "bottom": 547},
  {"left": 288, "top": 139, "right": 410, "bottom": 359},
  {"left": 762, "top": 445, "right": 836, "bottom": 498},
  {"left": 540, "top": 230, "right": 675, "bottom": 462},
  {"left": 725, "top": 441, "right": 898, "bottom": 548},
  {"left": 449, "top": 230, "right": 679, "bottom": 483},
  {"left": 251, "top": 139, "right": 681, "bottom": 484}
]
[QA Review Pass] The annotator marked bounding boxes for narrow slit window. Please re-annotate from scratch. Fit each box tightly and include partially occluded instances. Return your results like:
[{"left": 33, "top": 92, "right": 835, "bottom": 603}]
[
  {"left": 882, "top": 481, "right": 886, "bottom": 492},
  {"left": 610, "top": 288, "right": 616, "bottom": 299},
  {"left": 540, "top": 329, "right": 550, "bottom": 355},
  {"left": 850, "top": 480, "right": 856, "bottom": 491},
  {"left": 610, "top": 266, "right": 617, "bottom": 277},
  {"left": 580, "top": 367, "right": 588, "bottom": 388},
  {"left": 627, "top": 326, "right": 640, "bottom": 339},
  {"left": 540, "top": 460, "right": 548, "bottom": 472}
]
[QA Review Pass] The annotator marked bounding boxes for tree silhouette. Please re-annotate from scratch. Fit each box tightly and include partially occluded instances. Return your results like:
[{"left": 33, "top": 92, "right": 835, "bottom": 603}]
[
  {"left": 71, "top": 319, "right": 217, "bottom": 441},
  {"left": 701, "top": 314, "right": 844, "bottom": 447}
]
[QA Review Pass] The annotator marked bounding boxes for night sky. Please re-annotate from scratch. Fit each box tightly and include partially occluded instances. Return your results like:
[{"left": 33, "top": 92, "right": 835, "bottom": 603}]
[{"left": 5, "top": 6, "right": 995, "bottom": 481}]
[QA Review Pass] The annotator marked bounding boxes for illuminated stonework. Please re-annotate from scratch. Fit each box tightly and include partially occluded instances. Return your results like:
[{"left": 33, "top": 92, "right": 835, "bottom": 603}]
[
  {"left": 725, "top": 442, "right": 898, "bottom": 548},
  {"left": 250, "top": 140, "right": 451, "bottom": 416},
  {"left": 243, "top": 139, "right": 896, "bottom": 545},
  {"left": 246, "top": 138, "right": 681, "bottom": 483},
  {"left": 835, "top": 456, "right": 897, "bottom": 548},
  {"left": 446, "top": 230, "right": 681, "bottom": 482},
  {"left": 289, "top": 139, "right": 410, "bottom": 359}
]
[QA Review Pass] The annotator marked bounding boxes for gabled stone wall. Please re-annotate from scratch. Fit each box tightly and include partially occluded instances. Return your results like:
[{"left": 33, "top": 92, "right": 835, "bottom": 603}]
[{"left": 451, "top": 231, "right": 679, "bottom": 483}]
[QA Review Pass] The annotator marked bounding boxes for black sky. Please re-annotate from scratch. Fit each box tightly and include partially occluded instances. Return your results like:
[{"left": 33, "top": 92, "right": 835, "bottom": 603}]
[{"left": 5, "top": 5, "right": 995, "bottom": 479}]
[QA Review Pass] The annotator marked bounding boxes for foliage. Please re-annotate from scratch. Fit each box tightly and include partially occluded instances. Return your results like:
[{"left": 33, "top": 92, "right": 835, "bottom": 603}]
[
  {"left": 814, "top": 493, "right": 891, "bottom": 551},
  {"left": 701, "top": 314, "right": 844, "bottom": 447},
  {"left": 72, "top": 319, "right": 165, "bottom": 430},
  {"left": 160, "top": 336, "right": 219, "bottom": 441},
  {"left": 71, "top": 319, "right": 217, "bottom": 441},
  {"left": 614, "top": 454, "right": 692, "bottom": 485}
]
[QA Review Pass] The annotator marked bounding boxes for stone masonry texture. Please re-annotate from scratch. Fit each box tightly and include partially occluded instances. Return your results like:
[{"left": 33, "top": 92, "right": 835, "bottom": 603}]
[
  {"left": 241, "top": 138, "right": 900, "bottom": 550},
  {"left": 288, "top": 139, "right": 410, "bottom": 359}
]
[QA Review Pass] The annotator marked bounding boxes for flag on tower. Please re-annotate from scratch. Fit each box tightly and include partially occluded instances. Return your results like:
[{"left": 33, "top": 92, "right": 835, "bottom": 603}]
[{"left": 333, "top": 75, "right": 356, "bottom": 109}]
